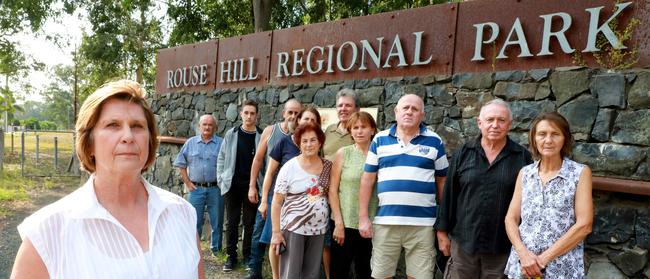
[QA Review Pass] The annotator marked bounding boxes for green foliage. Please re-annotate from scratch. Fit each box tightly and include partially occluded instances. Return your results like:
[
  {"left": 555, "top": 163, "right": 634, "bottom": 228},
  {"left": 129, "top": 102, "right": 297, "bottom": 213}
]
[
  {"left": 41, "top": 64, "right": 74, "bottom": 129},
  {"left": 167, "top": 0, "right": 253, "bottom": 46},
  {"left": 0, "top": 187, "right": 28, "bottom": 202},
  {"left": 18, "top": 117, "right": 58, "bottom": 130},
  {"left": 39, "top": 120, "right": 57, "bottom": 130},
  {"left": 592, "top": 17, "right": 639, "bottom": 70},
  {"left": 167, "top": 0, "right": 450, "bottom": 46},
  {"left": 0, "top": 83, "right": 24, "bottom": 127},
  {"left": 573, "top": 1, "right": 639, "bottom": 70},
  {"left": 14, "top": 100, "right": 45, "bottom": 123},
  {"left": 22, "top": 116, "right": 40, "bottom": 130},
  {"left": 0, "top": 167, "right": 31, "bottom": 217},
  {"left": 0, "top": 42, "right": 26, "bottom": 76},
  {"left": 74, "top": 0, "right": 163, "bottom": 94}
]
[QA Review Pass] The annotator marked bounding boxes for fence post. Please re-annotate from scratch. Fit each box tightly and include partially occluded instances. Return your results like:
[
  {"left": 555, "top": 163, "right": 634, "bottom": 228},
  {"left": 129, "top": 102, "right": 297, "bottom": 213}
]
[
  {"left": 21, "top": 132, "right": 24, "bottom": 176},
  {"left": 36, "top": 134, "right": 40, "bottom": 165},
  {"left": 0, "top": 128, "right": 4, "bottom": 171},
  {"left": 11, "top": 132, "right": 14, "bottom": 154},
  {"left": 54, "top": 137, "right": 59, "bottom": 172}
]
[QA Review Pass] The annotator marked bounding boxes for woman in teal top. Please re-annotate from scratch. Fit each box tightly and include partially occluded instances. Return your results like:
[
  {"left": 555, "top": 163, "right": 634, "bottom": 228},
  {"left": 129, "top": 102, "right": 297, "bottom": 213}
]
[{"left": 329, "top": 111, "right": 378, "bottom": 279}]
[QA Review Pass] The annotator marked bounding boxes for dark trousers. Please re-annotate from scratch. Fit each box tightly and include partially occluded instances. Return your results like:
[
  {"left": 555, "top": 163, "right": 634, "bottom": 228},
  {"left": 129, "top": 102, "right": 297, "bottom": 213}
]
[
  {"left": 224, "top": 186, "right": 258, "bottom": 263},
  {"left": 249, "top": 209, "right": 267, "bottom": 271},
  {"left": 331, "top": 228, "right": 373, "bottom": 279}
]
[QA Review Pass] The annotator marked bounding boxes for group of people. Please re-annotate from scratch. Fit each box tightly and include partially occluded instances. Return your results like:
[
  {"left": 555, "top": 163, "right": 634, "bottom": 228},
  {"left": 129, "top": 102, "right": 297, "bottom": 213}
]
[{"left": 11, "top": 79, "right": 594, "bottom": 279}]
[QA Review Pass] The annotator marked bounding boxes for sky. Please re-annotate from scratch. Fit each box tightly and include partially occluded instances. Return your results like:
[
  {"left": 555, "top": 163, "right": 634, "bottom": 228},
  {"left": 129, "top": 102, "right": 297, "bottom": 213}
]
[
  {"left": 10, "top": 9, "right": 87, "bottom": 103},
  {"left": 10, "top": 3, "right": 168, "bottom": 104}
]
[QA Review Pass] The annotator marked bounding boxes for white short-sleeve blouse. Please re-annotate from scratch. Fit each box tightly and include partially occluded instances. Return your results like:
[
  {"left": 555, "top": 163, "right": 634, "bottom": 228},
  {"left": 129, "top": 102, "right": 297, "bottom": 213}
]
[{"left": 17, "top": 175, "right": 200, "bottom": 279}]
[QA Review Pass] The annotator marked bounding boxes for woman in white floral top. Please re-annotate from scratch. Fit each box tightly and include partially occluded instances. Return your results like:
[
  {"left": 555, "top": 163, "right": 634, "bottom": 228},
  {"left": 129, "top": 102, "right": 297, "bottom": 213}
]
[
  {"left": 271, "top": 122, "right": 332, "bottom": 279},
  {"left": 504, "top": 112, "right": 593, "bottom": 279}
]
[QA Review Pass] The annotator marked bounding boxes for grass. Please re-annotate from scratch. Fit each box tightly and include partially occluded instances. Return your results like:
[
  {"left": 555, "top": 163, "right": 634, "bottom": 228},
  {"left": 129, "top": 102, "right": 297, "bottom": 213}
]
[
  {"left": 0, "top": 188, "right": 28, "bottom": 202},
  {"left": 1, "top": 131, "right": 78, "bottom": 217},
  {"left": 0, "top": 169, "right": 34, "bottom": 217},
  {"left": 199, "top": 241, "right": 247, "bottom": 271},
  {"left": 3, "top": 132, "right": 75, "bottom": 176}
]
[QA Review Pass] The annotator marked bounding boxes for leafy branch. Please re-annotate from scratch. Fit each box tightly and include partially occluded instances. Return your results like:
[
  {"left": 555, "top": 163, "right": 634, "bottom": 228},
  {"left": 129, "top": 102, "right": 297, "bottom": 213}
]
[{"left": 573, "top": 1, "right": 639, "bottom": 70}]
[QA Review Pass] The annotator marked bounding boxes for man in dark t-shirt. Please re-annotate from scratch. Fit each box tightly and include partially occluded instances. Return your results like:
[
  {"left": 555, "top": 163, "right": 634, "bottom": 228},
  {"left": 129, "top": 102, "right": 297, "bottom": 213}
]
[{"left": 217, "top": 100, "right": 263, "bottom": 271}]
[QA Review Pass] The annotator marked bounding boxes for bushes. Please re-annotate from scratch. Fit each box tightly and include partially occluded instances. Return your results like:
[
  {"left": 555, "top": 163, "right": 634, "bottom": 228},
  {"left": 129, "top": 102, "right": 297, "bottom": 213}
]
[{"left": 18, "top": 117, "right": 58, "bottom": 131}]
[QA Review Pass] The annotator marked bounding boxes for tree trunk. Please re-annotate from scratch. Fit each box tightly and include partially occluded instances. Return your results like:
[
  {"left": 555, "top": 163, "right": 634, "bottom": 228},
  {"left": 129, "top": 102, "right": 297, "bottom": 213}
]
[{"left": 252, "top": 0, "right": 272, "bottom": 32}]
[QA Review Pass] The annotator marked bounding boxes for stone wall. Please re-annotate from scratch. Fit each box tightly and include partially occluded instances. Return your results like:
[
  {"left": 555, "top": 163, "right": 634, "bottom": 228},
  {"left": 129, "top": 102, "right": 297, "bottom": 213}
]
[{"left": 147, "top": 67, "right": 650, "bottom": 278}]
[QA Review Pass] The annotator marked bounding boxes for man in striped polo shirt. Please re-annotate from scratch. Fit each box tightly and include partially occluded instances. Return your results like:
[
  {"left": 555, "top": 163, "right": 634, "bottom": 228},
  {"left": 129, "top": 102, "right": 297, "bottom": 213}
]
[{"left": 359, "top": 94, "right": 448, "bottom": 279}]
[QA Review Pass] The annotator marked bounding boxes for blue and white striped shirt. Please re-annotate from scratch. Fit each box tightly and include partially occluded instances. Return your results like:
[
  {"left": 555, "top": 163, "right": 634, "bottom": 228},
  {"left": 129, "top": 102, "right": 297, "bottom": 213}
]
[{"left": 364, "top": 123, "right": 448, "bottom": 226}]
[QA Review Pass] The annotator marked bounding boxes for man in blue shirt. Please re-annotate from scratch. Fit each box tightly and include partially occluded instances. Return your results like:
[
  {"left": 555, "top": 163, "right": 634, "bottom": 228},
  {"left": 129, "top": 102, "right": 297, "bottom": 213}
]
[
  {"left": 174, "top": 114, "right": 224, "bottom": 255},
  {"left": 359, "top": 94, "right": 448, "bottom": 279}
]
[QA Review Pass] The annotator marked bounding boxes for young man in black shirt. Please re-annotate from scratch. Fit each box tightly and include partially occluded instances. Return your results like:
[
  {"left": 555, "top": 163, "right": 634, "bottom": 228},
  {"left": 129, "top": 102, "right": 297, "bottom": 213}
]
[{"left": 217, "top": 100, "right": 263, "bottom": 271}]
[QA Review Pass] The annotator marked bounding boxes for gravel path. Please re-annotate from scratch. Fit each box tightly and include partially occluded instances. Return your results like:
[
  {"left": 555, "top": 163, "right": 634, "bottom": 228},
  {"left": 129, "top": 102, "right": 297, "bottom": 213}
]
[{"left": 0, "top": 185, "right": 75, "bottom": 278}]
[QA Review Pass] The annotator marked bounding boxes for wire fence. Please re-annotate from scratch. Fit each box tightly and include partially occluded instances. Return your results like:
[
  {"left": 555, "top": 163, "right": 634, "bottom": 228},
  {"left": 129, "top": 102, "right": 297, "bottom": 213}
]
[{"left": 1, "top": 130, "right": 80, "bottom": 177}]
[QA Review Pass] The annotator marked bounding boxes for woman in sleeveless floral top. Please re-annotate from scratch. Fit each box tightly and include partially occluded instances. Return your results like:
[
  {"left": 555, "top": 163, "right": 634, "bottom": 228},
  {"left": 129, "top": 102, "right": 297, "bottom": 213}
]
[{"left": 504, "top": 112, "right": 593, "bottom": 279}]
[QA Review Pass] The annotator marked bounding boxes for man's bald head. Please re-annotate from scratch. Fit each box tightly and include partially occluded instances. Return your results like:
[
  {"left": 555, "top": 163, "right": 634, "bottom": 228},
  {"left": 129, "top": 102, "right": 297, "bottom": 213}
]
[
  {"left": 394, "top": 94, "right": 425, "bottom": 130},
  {"left": 282, "top": 99, "right": 302, "bottom": 130}
]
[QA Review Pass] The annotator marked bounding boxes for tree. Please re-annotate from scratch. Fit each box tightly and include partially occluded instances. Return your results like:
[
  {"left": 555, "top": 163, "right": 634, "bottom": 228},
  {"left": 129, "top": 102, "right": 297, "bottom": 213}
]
[
  {"left": 72, "top": 0, "right": 163, "bottom": 94},
  {"left": 39, "top": 120, "right": 57, "bottom": 130},
  {"left": 15, "top": 100, "right": 45, "bottom": 121},
  {"left": 42, "top": 65, "right": 75, "bottom": 130},
  {"left": 167, "top": 0, "right": 450, "bottom": 45},
  {"left": 22, "top": 117, "right": 40, "bottom": 130},
  {"left": 167, "top": 0, "right": 253, "bottom": 46},
  {"left": 253, "top": 0, "right": 272, "bottom": 32},
  {"left": 0, "top": 0, "right": 55, "bottom": 128},
  {"left": 0, "top": 42, "right": 26, "bottom": 128},
  {"left": 0, "top": 0, "right": 56, "bottom": 44}
]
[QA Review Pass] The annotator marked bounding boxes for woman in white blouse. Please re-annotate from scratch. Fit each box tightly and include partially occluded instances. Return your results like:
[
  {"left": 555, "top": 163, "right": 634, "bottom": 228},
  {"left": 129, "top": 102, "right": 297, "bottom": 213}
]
[
  {"left": 11, "top": 80, "right": 205, "bottom": 279},
  {"left": 270, "top": 122, "right": 332, "bottom": 279}
]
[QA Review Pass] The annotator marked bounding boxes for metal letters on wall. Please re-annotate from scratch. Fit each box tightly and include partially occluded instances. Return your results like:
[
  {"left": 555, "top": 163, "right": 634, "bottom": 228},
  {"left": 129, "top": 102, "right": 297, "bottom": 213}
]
[{"left": 155, "top": 0, "right": 649, "bottom": 93}]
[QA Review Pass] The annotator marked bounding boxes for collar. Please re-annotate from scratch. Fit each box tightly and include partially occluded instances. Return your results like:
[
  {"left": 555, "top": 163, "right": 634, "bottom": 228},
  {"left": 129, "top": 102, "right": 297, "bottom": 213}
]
[
  {"left": 198, "top": 135, "right": 217, "bottom": 144},
  {"left": 69, "top": 174, "right": 183, "bottom": 220},
  {"left": 388, "top": 123, "right": 426, "bottom": 138},
  {"left": 326, "top": 122, "right": 348, "bottom": 136},
  {"left": 233, "top": 124, "right": 261, "bottom": 134},
  {"left": 467, "top": 135, "right": 522, "bottom": 154},
  {"left": 531, "top": 158, "right": 571, "bottom": 181}
]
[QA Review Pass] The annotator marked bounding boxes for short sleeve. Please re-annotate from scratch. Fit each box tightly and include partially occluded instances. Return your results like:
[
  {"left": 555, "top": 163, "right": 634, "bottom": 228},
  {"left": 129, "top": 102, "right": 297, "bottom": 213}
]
[
  {"left": 274, "top": 160, "right": 292, "bottom": 194},
  {"left": 364, "top": 139, "right": 379, "bottom": 173},
  {"left": 17, "top": 210, "right": 64, "bottom": 274},
  {"left": 433, "top": 136, "right": 449, "bottom": 177},
  {"left": 178, "top": 199, "right": 198, "bottom": 236},
  {"left": 173, "top": 140, "right": 191, "bottom": 168}
]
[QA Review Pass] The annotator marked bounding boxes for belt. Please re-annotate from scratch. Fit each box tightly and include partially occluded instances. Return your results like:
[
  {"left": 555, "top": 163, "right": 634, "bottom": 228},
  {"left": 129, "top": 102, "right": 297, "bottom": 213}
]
[{"left": 192, "top": 181, "right": 218, "bottom": 187}]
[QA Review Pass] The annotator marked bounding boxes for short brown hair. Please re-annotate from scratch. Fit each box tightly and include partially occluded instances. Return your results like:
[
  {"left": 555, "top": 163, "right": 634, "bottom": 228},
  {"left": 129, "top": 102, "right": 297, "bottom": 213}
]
[
  {"left": 528, "top": 112, "right": 574, "bottom": 160},
  {"left": 293, "top": 122, "right": 326, "bottom": 148},
  {"left": 76, "top": 80, "right": 159, "bottom": 173},
  {"left": 346, "top": 111, "right": 378, "bottom": 135},
  {"left": 295, "top": 106, "right": 322, "bottom": 128},
  {"left": 243, "top": 99, "right": 258, "bottom": 113}
]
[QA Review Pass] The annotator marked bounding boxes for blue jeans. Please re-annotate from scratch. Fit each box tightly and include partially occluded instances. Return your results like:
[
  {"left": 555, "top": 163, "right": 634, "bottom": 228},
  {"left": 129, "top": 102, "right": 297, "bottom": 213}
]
[
  {"left": 249, "top": 209, "right": 266, "bottom": 271},
  {"left": 188, "top": 186, "right": 224, "bottom": 253}
]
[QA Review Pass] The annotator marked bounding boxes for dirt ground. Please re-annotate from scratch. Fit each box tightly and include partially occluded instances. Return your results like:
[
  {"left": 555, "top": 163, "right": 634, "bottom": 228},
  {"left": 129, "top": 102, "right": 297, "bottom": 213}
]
[{"left": 0, "top": 181, "right": 245, "bottom": 279}]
